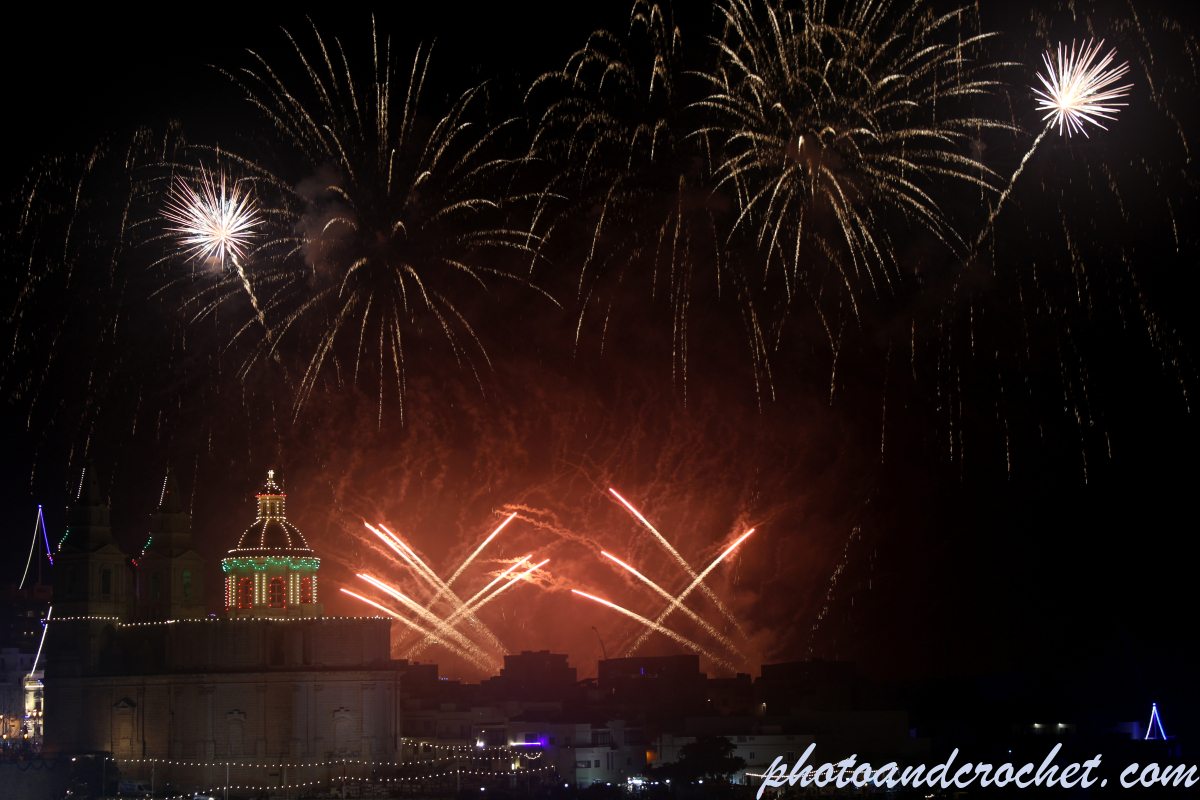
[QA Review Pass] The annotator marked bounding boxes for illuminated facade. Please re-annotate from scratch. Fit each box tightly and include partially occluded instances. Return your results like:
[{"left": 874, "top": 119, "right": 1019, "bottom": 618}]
[{"left": 221, "top": 471, "right": 323, "bottom": 619}]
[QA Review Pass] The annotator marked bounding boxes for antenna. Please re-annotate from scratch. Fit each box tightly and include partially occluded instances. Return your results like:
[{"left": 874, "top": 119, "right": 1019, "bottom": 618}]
[{"left": 592, "top": 626, "right": 609, "bottom": 661}]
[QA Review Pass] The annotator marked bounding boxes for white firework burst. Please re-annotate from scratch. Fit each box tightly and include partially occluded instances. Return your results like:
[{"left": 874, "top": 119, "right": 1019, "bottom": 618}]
[
  {"left": 1034, "top": 40, "right": 1132, "bottom": 137},
  {"left": 164, "top": 170, "right": 260, "bottom": 265}
]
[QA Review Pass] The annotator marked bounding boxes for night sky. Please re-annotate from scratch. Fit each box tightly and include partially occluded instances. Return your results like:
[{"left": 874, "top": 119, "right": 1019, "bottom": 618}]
[{"left": 2, "top": 0, "right": 1198, "bottom": 743}]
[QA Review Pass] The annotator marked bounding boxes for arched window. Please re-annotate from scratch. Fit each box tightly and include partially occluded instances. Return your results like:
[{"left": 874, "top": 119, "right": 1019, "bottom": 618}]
[
  {"left": 237, "top": 577, "right": 254, "bottom": 609},
  {"left": 101, "top": 567, "right": 112, "bottom": 596},
  {"left": 300, "top": 576, "right": 314, "bottom": 604},
  {"left": 182, "top": 571, "right": 192, "bottom": 599},
  {"left": 268, "top": 577, "right": 286, "bottom": 608},
  {"left": 150, "top": 572, "right": 161, "bottom": 599}
]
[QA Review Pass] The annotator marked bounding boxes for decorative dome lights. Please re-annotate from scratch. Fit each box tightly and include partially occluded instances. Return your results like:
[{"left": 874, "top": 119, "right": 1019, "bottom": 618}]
[{"left": 221, "top": 470, "right": 323, "bottom": 618}]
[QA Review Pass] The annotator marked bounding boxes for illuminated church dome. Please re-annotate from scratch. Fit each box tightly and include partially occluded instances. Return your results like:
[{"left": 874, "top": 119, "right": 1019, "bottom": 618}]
[{"left": 221, "top": 470, "right": 323, "bottom": 618}]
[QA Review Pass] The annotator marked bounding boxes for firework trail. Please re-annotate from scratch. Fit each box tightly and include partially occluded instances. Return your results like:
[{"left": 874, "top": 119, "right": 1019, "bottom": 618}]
[
  {"left": 626, "top": 528, "right": 754, "bottom": 655},
  {"left": 571, "top": 589, "right": 733, "bottom": 669},
  {"left": 340, "top": 588, "right": 479, "bottom": 664},
  {"left": 447, "top": 513, "right": 517, "bottom": 587},
  {"left": 424, "top": 513, "right": 517, "bottom": 615},
  {"left": 974, "top": 40, "right": 1131, "bottom": 251},
  {"left": 466, "top": 559, "right": 550, "bottom": 614},
  {"left": 405, "top": 556, "right": 535, "bottom": 658},
  {"left": 405, "top": 559, "right": 547, "bottom": 661},
  {"left": 163, "top": 170, "right": 268, "bottom": 332},
  {"left": 366, "top": 522, "right": 507, "bottom": 652},
  {"left": 610, "top": 489, "right": 748, "bottom": 637},
  {"left": 601, "top": 550, "right": 744, "bottom": 659},
  {"left": 357, "top": 573, "right": 499, "bottom": 670}
]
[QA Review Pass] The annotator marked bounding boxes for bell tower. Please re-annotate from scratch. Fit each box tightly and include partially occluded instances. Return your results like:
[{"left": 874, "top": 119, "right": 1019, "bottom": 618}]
[
  {"left": 53, "top": 463, "right": 128, "bottom": 620},
  {"left": 134, "top": 471, "right": 206, "bottom": 621},
  {"left": 221, "top": 470, "right": 323, "bottom": 618}
]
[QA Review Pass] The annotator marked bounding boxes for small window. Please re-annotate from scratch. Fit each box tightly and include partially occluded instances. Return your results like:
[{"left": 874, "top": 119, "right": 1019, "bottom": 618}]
[
  {"left": 300, "top": 576, "right": 314, "bottom": 604},
  {"left": 268, "top": 577, "right": 286, "bottom": 607},
  {"left": 150, "top": 572, "right": 160, "bottom": 599},
  {"left": 237, "top": 577, "right": 253, "bottom": 609},
  {"left": 626, "top": 757, "right": 632, "bottom": 766},
  {"left": 594, "top": 760, "right": 600, "bottom": 768},
  {"left": 750, "top": 752, "right": 755, "bottom": 760},
  {"left": 182, "top": 571, "right": 192, "bottom": 599},
  {"left": 786, "top": 751, "right": 796, "bottom": 763},
  {"left": 101, "top": 567, "right": 112, "bottom": 596}
]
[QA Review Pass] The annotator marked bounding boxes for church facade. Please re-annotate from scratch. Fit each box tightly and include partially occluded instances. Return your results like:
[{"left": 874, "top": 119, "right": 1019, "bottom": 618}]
[{"left": 44, "top": 470, "right": 403, "bottom": 795}]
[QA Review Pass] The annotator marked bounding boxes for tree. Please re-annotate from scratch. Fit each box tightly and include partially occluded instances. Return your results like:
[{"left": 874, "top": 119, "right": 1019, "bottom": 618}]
[{"left": 645, "top": 735, "right": 747, "bottom": 784}]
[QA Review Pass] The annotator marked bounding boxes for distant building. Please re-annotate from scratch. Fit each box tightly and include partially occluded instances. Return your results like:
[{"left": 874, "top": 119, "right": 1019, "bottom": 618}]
[{"left": 0, "top": 582, "right": 51, "bottom": 748}]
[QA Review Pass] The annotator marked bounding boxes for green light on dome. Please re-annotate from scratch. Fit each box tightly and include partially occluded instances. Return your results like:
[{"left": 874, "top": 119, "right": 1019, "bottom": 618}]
[{"left": 221, "top": 556, "right": 321, "bottom": 573}]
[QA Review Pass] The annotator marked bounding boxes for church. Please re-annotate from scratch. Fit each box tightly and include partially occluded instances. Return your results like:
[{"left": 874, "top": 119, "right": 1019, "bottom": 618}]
[{"left": 45, "top": 469, "right": 403, "bottom": 794}]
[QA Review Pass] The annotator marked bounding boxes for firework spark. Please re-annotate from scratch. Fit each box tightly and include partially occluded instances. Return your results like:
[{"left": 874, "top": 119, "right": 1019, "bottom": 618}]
[
  {"left": 609, "top": 489, "right": 748, "bottom": 637},
  {"left": 366, "top": 522, "right": 507, "bottom": 651},
  {"left": 445, "top": 513, "right": 517, "bottom": 588},
  {"left": 626, "top": 528, "right": 754, "bottom": 655},
  {"left": 405, "top": 556, "right": 535, "bottom": 659},
  {"left": 468, "top": 559, "right": 551, "bottom": 614},
  {"left": 571, "top": 589, "right": 733, "bottom": 669},
  {"left": 163, "top": 171, "right": 259, "bottom": 264},
  {"left": 340, "top": 588, "right": 479, "bottom": 664},
  {"left": 601, "top": 550, "right": 743, "bottom": 658},
  {"left": 1034, "top": 40, "right": 1132, "bottom": 137},
  {"left": 357, "top": 573, "right": 499, "bottom": 670}
]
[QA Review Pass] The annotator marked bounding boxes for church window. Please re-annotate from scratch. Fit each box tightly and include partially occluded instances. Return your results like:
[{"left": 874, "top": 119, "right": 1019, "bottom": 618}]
[
  {"left": 101, "top": 567, "right": 112, "bottom": 596},
  {"left": 237, "top": 577, "right": 254, "bottom": 609},
  {"left": 268, "top": 576, "right": 286, "bottom": 607},
  {"left": 300, "top": 576, "right": 313, "bottom": 604},
  {"left": 182, "top": 571, "right": 192, "bottom": 599},
  {"left": 151, "top": 572, "right": 160, "bottom": 599}
]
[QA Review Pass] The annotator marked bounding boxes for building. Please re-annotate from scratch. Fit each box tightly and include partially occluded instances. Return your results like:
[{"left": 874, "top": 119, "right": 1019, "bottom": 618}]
[
  {"left": 44, "top": 469, "right": 404, "bottom": 797},
  {"left": 0, "top": 582, "right": 52, "bottom": 748}
]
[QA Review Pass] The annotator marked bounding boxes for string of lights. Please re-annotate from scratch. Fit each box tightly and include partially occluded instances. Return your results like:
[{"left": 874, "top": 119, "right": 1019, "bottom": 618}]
[
  {"left": 111, "top": 751, "right": 543, "bottom": 768},
  {"left": 154, "top": 765, "right": 554, "bottom": 799},
  {"left": 46, "top": 615, "right": 387, "bottom": 625}
]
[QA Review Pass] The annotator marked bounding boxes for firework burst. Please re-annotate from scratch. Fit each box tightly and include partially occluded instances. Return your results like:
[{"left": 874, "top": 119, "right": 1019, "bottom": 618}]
[
  {"left": 199, "top": 22, "right": 550, "bottom": 420},
  {"left": 973, "top": 41, "right": 1131, "bottom": 252},
  {"left": 528, "top": 1, "right": 730, "bottom": 396},
  {"left": 1034, "top": 40, "right": 1132, "bottom": 137},
  {"left": 163, "top": 170, "right": 260, "bottom": 265},
  {"left": 698, "top": 0, "right": 1010, "bottom": 319}
]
